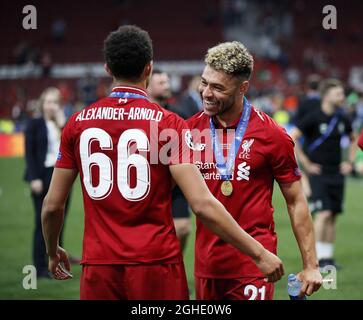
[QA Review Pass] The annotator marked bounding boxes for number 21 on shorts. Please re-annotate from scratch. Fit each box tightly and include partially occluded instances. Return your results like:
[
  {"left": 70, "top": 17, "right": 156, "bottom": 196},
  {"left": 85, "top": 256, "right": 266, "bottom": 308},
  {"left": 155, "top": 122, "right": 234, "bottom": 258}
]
[{"left": 244, "top": 285, "right": 266, "bottom": 300}]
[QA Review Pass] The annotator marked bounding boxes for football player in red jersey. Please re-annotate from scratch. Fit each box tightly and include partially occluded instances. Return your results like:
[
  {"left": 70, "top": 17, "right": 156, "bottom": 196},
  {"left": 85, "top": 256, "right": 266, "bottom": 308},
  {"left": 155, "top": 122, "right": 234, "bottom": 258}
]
[
  {"left": 187, "top": 41, "right": 322, "bottom": 300},
  {"left": 358, "top": 128, "right": 363, "bottom": 150},
  {"left": 41, "top": 26, "right": 284, "bottom": 300}
]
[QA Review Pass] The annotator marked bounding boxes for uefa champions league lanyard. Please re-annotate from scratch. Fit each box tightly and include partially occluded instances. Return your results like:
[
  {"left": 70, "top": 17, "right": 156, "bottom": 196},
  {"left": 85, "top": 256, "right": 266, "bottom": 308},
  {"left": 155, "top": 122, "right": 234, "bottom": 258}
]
[
  {"left": 109, "top": 91, "right": 149, "bottom": 100},
  {"left": 210, "top": 97, "right": 251, "bottom": 181}
]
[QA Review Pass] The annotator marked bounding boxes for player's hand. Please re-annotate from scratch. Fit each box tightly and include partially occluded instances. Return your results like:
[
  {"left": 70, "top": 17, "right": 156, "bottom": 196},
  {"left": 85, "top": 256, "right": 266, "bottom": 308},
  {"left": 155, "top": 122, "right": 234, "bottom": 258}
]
[
  {"left": 30, "top": 179, "right": 43, "bottom": 195},
  {"left": 48, "top": 246, "right": 73, "bottom": 280},
  {"left": 297, "top": 268, "right": 322, "bottom": 297},
  {"left": 254, "top": 249, "right": 284, "bottom": 283},
  {"left": 305, "top": 162, "right": 322, "bottom": 175},
  {"left": 340, "top": 161, "right": 353, "bottom": 175}
]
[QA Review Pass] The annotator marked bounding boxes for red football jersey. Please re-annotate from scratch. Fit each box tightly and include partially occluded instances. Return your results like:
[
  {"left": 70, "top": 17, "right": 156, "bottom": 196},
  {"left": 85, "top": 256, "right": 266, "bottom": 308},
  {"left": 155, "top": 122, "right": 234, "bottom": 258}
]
[
  {"left": 56, "top": 86, "right": 190, "bottom": 265},
  {"left": 358, "top": 128, "right": 363, "bottom": 150},
  {"left": 187, "top": 107, "right": 301, "bottom": 278}
]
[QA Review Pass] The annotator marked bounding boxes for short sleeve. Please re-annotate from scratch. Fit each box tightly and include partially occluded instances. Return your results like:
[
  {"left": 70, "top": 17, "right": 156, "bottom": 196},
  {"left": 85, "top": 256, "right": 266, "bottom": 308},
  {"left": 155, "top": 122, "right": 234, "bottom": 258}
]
[
  {"left": 296, "top": 112, "right": 314, "bottom": 136},
  {"left": 267, "top": 124, "right": 301, "bottom": 183},
  {"left": 55, "top": 114, "right": 77, "bottom": 169},
  {"left": 344, "top": 115, "right": 353, "bottom": 136},
  {"left": 164, "top": 112, "right": 192, "bottom": 165}
]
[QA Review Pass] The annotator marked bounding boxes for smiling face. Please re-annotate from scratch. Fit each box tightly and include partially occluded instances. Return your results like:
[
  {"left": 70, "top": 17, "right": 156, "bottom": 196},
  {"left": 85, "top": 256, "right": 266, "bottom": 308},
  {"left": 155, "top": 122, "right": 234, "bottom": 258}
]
[{"left": 199, "top": 65, "right": 248, "bottom": 117}]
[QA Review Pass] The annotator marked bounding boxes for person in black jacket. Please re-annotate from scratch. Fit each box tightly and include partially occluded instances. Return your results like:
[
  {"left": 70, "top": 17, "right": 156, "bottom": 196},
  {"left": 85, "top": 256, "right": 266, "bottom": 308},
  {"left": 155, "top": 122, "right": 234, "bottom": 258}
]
[
  {"left": 147, "top": 70, "right": 191, "bottom": 251},
  {"left": 294, "top": 74, "right": 321, "bottom": 123},
  {"left": 176, "top": 75, "right": 203, "bottom": 119},
  {"left": 24, "top": 87, "right": 76, "bottom": 278},
  {"left": 293, "top": 74, "right": 322, "bottom": 198}
]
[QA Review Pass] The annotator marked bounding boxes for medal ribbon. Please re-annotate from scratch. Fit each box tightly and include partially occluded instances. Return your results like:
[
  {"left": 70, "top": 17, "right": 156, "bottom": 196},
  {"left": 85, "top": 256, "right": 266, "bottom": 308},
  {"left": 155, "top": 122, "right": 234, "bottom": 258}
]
[
  {"left": 109, "top": 91, "right": 149, "bottom": 100},
  {"left": 210, "top": 97, "right": 251, "bottom": 180}
]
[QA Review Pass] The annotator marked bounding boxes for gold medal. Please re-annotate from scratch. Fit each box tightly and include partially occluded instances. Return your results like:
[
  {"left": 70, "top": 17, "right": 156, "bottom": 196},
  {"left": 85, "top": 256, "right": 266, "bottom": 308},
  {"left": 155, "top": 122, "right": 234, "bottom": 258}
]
[{"left": 221, "top": 180, "right": 233, "bottom": 197}]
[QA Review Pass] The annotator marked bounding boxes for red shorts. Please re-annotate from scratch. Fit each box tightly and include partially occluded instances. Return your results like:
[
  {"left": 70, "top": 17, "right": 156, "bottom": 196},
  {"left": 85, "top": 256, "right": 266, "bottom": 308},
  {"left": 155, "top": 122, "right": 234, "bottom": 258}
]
[
  {"left": 195, "top": 276, "right": 275, "bottom": 300},
  {"left": 81, "top": 263, "right": 189, "bottom": 300}
]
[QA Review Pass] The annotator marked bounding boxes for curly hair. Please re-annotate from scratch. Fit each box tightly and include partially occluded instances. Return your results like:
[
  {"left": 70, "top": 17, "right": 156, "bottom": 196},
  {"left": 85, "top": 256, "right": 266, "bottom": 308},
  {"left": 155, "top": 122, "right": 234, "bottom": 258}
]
[
  {"left": 205, "top": 41, "right": 253, "bottom": 80},
  {"left": 103, "top": 25, "right": 153, "bottom": 80}
]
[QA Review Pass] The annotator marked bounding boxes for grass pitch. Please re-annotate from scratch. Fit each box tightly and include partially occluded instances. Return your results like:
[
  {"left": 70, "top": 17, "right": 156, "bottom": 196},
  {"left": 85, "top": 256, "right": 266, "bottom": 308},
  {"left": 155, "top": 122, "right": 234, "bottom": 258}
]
[{"left": 0, "top": 158, "right": 362, "bottom": 299}]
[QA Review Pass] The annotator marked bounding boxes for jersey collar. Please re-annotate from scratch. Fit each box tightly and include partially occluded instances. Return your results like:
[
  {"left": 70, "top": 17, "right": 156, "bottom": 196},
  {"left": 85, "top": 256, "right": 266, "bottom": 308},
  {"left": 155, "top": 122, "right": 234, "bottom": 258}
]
[
  {"left": 211, "top": 113, "right": 243, "bottom": 129},
  {"left": 111, "top": 85, "right": 148, "bottom": 98}
]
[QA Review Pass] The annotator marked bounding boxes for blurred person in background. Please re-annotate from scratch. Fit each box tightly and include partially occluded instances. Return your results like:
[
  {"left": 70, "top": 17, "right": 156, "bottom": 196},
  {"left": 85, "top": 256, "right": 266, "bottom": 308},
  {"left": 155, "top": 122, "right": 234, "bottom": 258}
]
[
  {"left": 58, "top": 82, "right": 75, "bottom": 120},
  {"left": 77, "top": 72, "right": 98, "bottom": 106},
  {"left": 177, "top": 75, "right": 203, "bottom": 118},
  {"left": 291, "top": 79, "right": 357, "bottom": 269},
  {"left": 51, "top": 18, "right": 67, "bottom": 43},
  {"left": 148, "top": 69, "right": 191, "bottom": 251},
  {"left": 294, "top": 74, "right": 322, "bottom": 123},
  {"left": 271, "top": 91, "right": 290, "bottom": 128},
  {"left": 148, "top": 69, "right": 187, "bottom": 117},
  {"left": 24, "top": 87, "right": 79, "bottom": 278},
  {"left": 40, "top": 52, "right": 53, "bottom": 78},
  {"left": 293, "top": 74, "right": 322, "bottom": 198}
]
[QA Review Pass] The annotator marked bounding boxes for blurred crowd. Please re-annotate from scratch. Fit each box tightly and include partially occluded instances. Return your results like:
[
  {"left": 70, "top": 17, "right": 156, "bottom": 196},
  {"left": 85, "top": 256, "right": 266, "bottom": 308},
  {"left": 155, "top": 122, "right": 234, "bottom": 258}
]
[
  {"left": 0, "top": 74, "right": 111, "bottom": 133},
  {"left": 2, "top": 71, "right": 363, "bottom": 133},
  {"left": 1, "top": 70, "right": 363, "bottom": 174}
]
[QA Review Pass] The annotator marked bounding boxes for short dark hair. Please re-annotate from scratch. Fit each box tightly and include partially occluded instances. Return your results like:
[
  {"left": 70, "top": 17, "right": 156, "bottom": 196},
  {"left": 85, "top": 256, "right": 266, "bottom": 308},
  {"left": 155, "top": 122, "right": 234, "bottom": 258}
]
[
  {"left": 319, "top": 78, "right": 343, "bottom": 98},
  {"left": 306, "top": 74, "right": 321, "bottom": 91},
  {"left": 151, "top": 68, "right": 164, "bottom": 76},
  {"left": 103, "top": 25, "right": 153, "bottom": 81}
]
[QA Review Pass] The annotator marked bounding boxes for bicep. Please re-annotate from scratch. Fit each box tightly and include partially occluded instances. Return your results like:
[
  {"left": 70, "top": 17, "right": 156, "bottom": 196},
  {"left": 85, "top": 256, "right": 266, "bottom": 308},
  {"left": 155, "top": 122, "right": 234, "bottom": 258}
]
[
  {"left": 46, "top": 168, "right": 78, "bottom": 206},
  {"left": 169, "top": 163, "right": 211, "bottom": 207},
  {"left": 278, "top": 180, "right": 305, "bottom": 206},
  {"left": 290, "top": 127, "right": 303, "bottom": 143}
]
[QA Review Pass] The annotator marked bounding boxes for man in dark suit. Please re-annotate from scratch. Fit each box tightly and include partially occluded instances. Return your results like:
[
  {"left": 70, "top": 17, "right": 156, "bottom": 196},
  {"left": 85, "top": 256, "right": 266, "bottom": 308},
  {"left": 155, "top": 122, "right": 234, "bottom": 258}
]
[{"left": 177, "top": 75, "right": 203, "bottom": 119}]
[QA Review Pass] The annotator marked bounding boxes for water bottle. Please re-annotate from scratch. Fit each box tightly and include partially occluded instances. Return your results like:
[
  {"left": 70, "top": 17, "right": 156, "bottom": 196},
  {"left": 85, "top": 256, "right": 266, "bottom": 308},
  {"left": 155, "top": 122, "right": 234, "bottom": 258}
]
[{"left": 287, "top": 274, "right": 306, "bottom": 300}]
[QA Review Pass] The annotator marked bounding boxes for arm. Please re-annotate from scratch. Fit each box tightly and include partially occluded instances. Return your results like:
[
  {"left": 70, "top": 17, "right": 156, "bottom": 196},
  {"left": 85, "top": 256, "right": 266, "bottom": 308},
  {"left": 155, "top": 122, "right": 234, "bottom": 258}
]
[
  {"left": 358, "top": 129, "right": 363, "bottom": 151},
  {"left": 170, "top": 163, "right": 284, "bottom": 282},
  {"left": 279, "top": 180, "right": 323, "bottom": 296},
  {"left": 341, "top": 132, "right": 358, "bottom": 175},
  {"left": 41, "top": 167, "right": 78, "bottom": 279},
  {"left": 348, "top": 132, "right": 358, "bottom": 163},
  {"left": 290, "top": 127, "right": 321, "bottom": 175}
]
